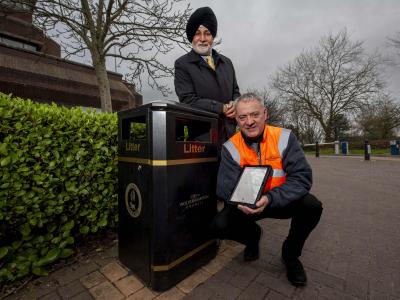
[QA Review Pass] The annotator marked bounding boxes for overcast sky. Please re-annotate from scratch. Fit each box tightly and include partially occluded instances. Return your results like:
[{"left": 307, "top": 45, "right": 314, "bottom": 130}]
[{"left": 119, "top": 0, "right": 400, "bottom": 103}]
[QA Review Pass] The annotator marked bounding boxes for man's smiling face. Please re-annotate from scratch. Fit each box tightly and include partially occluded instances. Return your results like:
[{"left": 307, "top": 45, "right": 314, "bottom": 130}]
[
  {"left": 236, "top": 99, "right": 268, "bottom": 139},
  {"left": 192, "top": 25, "right": 213, "bottom": 55}
]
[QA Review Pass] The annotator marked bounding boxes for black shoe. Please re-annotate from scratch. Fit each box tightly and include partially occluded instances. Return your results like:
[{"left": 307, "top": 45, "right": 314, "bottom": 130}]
[
  {"left": 244, "top": 244, "right": 259, "bottom": 261},
  {"left": 282, "top": 257, "right": 307, "bottom": 287}
]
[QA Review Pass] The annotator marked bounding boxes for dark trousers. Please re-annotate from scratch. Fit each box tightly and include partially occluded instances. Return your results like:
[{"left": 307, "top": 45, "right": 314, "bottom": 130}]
[{"left": 211, "top": 193, "right": 323, "bottom": 258}]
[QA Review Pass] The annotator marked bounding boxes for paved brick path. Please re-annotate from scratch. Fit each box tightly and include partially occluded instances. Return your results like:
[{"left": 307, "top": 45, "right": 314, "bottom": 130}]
[{"left": 5, "top": 156, "right": 400, "bottom": 300}]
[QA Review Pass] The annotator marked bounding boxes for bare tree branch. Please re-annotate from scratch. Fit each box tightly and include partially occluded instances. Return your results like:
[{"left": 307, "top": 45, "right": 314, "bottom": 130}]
[
  {"left": 388, "top": 31, "right": 400, "bottom": 51},
  {"left": 271, "top": 29, "right": 384, "bottom": 141}
]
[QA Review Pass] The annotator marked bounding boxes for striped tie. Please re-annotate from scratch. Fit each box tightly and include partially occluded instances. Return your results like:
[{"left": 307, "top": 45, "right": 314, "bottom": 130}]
[{"left": 207, "top": 56, "right": 215, "bottom": 70}]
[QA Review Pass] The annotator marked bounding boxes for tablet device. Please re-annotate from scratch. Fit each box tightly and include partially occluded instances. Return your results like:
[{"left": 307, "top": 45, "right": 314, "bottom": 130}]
[{"left": 227, "top": 165, "right": 272, "bottom": 208}]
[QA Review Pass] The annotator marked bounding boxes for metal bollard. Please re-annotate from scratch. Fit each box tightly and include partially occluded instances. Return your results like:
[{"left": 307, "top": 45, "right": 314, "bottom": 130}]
[
  {"left": 334, "top": 141, "right": 339, "bottom": 155},
  {"left": 315, "top": 141, "right": 320, "bottom": 158},
  {"left": 364, "top": 140, "right": 371, "bottom": 161}
]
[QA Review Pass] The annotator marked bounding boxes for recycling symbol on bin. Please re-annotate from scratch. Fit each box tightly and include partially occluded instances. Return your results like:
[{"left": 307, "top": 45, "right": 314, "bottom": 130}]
[{"left": 125, "top": 183, "right": 142, "bottom": 218}]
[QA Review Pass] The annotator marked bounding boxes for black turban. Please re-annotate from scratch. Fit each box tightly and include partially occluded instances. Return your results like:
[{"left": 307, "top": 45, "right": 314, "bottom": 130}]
[{"left": 186, "top": 7, "right": 218, "bottom": 42}]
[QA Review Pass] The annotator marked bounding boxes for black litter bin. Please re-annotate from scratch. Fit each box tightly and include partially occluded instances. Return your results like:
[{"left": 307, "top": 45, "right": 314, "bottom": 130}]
[{"left": 118, "top": 101, "right": 219, "bottom": 291}]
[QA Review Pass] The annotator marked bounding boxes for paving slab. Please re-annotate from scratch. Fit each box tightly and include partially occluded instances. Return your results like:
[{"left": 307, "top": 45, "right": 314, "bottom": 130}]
[{"left": 4, "top": 156, "right": 400, "bottom": 300}]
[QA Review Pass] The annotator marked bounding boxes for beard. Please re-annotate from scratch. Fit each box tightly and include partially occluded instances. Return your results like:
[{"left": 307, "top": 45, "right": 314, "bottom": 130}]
[{"left": 192, "top": 42, "right": 212, "bottom": 55}]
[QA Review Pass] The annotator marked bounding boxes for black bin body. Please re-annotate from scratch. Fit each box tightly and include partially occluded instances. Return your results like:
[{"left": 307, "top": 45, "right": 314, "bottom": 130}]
[{"left": 118, "top": 101, "right": 219, "bottom": 291}]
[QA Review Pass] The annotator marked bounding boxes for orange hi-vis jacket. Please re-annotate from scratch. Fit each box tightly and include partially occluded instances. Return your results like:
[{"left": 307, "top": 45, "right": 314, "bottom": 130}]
[{"left": 224, "top": 125, "right": 291, "bottom": 193}]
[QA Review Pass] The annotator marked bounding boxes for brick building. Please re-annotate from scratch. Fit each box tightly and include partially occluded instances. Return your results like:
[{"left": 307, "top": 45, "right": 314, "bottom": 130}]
[{"left": 0, "top": 3, "right": 142, "bottom": 111}]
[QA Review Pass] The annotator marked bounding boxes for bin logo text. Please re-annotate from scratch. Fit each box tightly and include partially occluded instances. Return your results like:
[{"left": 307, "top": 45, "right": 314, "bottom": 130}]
[{"left": 180, "top": 194, "right": 209, "bottom": 212}]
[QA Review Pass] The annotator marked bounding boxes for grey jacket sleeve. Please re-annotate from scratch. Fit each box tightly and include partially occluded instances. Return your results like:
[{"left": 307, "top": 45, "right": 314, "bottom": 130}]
[
  {"left": 216, "top": 145, "right": 242, "bottom": 201},
  {"left": 174, "top": 59, "right": 224, "bottom": 114},
  {"left": 266, "top": 132, "right": 312, "bottom": 208}
]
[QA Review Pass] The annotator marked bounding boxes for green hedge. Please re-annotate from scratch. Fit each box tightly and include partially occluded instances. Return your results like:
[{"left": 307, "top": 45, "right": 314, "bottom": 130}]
[{"left": 0, "top": 93, "right": 118, "bottom": 283}]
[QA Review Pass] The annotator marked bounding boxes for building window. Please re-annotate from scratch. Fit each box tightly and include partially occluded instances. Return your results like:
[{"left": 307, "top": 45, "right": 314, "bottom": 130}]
[{"left": 0, "top": 35, "right": 38, "bottom": 52}]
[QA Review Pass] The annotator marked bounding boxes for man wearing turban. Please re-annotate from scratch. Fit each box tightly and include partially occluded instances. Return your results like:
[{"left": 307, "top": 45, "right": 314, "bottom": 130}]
[{"left": 174, "top": 7, "right": 240, "bottom": 150}]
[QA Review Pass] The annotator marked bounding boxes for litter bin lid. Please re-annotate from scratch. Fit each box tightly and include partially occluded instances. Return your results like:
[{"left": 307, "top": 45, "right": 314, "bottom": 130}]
[{"left": 118, "top": 100, "right": 218, "bottom": 119}]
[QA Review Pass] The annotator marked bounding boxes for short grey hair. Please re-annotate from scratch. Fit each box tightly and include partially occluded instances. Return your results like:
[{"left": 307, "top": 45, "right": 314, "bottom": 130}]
[{"left": 235, "top": 93, "right": 264, "bottom": 106}]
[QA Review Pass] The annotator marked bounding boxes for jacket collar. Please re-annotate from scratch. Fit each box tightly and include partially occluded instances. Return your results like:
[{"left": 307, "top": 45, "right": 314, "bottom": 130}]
[{"left": 186, "top": 49, "right": 225, "bottom": 65}]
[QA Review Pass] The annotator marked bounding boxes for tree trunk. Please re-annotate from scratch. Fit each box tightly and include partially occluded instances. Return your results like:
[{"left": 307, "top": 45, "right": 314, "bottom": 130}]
[
  {"left": 324, "top": 125, "right": 335, "bottom": 142},
  {"left": 93, "top": 58, "right": 113, "bottom": 112}
]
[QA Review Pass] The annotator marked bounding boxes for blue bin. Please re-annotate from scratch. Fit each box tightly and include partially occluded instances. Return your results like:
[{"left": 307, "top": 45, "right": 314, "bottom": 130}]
[
  {"left": 341, "top": 141, "right": 348, "bottom": 155},
  {"left": 390, "top": 140, "right": 399, "bottom": 155}
]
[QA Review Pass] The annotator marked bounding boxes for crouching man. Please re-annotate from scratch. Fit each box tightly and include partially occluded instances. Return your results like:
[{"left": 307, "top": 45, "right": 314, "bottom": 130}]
[{"left": 212, "top": 93, "right": 323, "bottom": 287}]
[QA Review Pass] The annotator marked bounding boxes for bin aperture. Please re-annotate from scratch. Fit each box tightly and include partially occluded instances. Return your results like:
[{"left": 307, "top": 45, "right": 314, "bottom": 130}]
[
  {"left": 176, "top": 118, "right": 211, "bottom": 142},
  {"left": 122, "top": 115, "right": 147, "bottom": 140}
]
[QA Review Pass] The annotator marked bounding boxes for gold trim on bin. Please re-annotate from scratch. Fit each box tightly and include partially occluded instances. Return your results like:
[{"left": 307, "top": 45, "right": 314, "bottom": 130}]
[
  {"left": 118, "top": 157, "right": 218, "bottom": 166},
  {"left": 151, "top": 240, "right": 215, "bottom": 272}
]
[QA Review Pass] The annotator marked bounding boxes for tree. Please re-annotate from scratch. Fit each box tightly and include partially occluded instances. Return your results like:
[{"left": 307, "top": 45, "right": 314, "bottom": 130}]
[
  {"left": 4, "top": 0, "right": 191, "bottom": 112},
  {"left": 282, "top": 97, "right": 323, "bottom": 144},
  {"left": 331, "top": 113, "right": 351, "bottom": 140},
  {"left": 388, "top": 31, "right": 400, "bottom": 67},
  {"left": 388, "top": 31, "right": 400, "bottom": 52},
  {"left": 358, "top": 93, "right": 400, "bottom": 139},
  {"left": 271, "top": 29, "right": 383, "bottom": 141}
]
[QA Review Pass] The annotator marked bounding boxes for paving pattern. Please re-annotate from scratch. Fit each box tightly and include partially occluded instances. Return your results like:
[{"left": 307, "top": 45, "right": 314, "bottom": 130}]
[{"left": 5, "top": 156, "right": 400, "bottom": 300}]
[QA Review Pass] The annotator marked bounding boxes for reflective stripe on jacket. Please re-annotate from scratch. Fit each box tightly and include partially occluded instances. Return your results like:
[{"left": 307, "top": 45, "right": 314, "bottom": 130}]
[{"left": 224, "top": 125, "right": 291, "bottom": 192}]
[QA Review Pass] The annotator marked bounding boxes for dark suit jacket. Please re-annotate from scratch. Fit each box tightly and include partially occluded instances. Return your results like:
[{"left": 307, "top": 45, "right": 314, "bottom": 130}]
[{"left": 174, "top": 49, "right": 240, "bottom": 146}]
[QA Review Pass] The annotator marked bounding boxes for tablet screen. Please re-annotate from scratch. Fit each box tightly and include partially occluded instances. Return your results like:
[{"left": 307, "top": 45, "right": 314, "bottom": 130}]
[{"left": 229, "top": 166, "right": 270, "bottom": 205}]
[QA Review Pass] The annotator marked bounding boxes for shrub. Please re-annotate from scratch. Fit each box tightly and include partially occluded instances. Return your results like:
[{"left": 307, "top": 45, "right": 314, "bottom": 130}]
[{"left": 0, "top": 93, "right": 118, "bottom": 283}]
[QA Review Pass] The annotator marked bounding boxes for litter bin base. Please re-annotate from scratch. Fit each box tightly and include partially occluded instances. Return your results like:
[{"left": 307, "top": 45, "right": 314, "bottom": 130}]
[
  {"left": 119, "top": 238, "right": 218, "bottom": 292},
  {"left": 148, "top": 240, "right": 217, "bottom": 291}
]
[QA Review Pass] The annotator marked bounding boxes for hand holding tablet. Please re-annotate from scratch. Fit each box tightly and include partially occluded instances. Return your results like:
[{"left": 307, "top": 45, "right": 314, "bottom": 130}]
[{"left": 227, "top": 165, "right": 272, "bottom": 209}]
